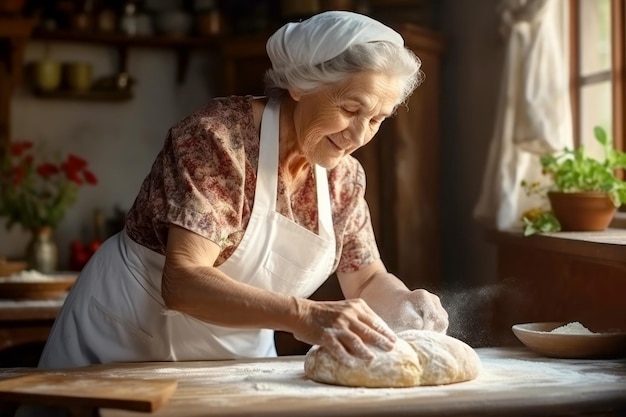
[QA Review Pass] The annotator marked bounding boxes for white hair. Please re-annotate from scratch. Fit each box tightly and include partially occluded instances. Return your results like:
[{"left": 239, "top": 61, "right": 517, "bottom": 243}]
[{"left": 264, "top": 41, "right": 424, "bottom": 105}]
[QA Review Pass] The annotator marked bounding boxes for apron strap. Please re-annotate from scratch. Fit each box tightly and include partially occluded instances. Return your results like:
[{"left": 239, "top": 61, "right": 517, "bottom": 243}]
[
  {"left": 255, "top": 97, "right": 281, "bottom": 211},
  {"left": 315, "top": 165, "right": 334, "bottom": 241},
  {"left": 256, "top": 97, "right": 335, "bottom": 244}
]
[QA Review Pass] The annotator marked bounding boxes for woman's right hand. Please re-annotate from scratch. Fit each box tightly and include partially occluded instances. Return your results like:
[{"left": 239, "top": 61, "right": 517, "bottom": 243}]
[{"left": 289, "top": 298, "right": 397, "bottom": 364}]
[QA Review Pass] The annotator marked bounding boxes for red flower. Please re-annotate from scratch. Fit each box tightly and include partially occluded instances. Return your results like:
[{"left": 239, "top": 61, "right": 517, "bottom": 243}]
[
  {"left": 62, "top": 154, "right": 88, "bottom": 174},
  {"left": 9, "top": 141, "right": 33, "bottom": 157},
  {"left": 83, "top": 169, "right": 98, "bottom": 185},
  {"left": 66, "top": 171, "right": 83, "bottom": 185},
  {"left": 37, "top": 163, "right": 60, "bottom": 178},
  {"left": 11, "top": 165, "right": 25, "bottom": 185},
  {"left": 22, "top": 155, "right": 34, "bottom": 167}
]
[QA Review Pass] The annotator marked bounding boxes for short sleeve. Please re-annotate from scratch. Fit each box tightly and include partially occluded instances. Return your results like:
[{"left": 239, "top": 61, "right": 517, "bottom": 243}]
[
  {"left": 162, "top": 119, "right": 249, "bottom": 243},
  {"left": 125, "top": 97, "right": 257, "bottom": 254}
]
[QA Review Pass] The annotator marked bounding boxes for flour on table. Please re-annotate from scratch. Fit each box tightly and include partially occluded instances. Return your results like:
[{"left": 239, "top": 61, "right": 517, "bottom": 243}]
[
  {"left": 78, "top": 349, "right": 621, "bottom": 410},
  {"left": 550, "top": 321, "right": 594, "bottom": 335},
  {"left": 1, "top": 270, "right": 55, "bottom": 282}
]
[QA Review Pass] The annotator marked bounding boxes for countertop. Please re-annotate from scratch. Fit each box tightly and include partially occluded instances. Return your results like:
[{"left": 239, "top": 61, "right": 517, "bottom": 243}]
[
  {"left": 1, "top": 347, "right": 625, "bottom": 417},
  {"left": 0, "top": 298, "right": 64, "bottom": 321}
]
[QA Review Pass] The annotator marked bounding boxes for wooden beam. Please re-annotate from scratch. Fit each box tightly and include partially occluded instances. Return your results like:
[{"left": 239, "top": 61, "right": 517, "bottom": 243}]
[{"left": 0, "top": 18, "right": 36, "bottom": 152}]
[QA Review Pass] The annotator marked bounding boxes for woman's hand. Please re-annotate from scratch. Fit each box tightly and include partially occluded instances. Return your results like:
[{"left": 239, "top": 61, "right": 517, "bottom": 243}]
[
  {"left": 336, "top": 260, "right": 449, "bottom": 334},
  {"left": 380, "top": 288, "right": 449, "bottom": 333},
  {"left": 288, "top": 298, "right": 397, "bottom": 364}
]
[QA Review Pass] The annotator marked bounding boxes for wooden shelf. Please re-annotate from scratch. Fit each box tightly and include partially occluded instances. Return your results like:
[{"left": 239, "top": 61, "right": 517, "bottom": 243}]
[
  {"left": 33, "top": 89, "right": 133, "bottom": 101},
  {"left": 29, "top": 29, "right": 267, "bottom": 85},
  {"left": 31, "top": 29, "right": 222, "bottom": 49}
]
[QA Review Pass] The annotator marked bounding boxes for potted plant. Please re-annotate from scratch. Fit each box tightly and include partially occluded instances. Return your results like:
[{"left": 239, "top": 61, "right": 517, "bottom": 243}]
[{"left": 521, "top": 126, "right": 626, "bottom": 236}]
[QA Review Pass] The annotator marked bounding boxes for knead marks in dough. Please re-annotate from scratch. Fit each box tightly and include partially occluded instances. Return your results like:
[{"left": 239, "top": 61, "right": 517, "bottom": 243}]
[{"left": 304, "top": 330, "right": 481, "bottom": 388}]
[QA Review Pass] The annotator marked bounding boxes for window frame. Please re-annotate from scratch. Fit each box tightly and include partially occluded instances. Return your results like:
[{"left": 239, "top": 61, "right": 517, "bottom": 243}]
[{"left": 569, "top": 0, "right": 625, "bottom": 151}]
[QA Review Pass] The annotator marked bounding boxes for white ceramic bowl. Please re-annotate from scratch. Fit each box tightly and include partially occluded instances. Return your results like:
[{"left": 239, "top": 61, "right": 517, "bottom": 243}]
[{"left": 512, "top": 322, "right": 626, "bottom": 359}]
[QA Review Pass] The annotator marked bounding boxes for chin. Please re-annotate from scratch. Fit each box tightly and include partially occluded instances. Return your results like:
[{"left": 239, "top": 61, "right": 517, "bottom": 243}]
[{"left": 315, "top": 157, "right": 343, "bottom": 170}]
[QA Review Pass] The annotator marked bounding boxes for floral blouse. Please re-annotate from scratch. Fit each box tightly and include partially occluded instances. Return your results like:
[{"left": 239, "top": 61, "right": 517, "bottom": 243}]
[{"left": 125, "top": 95, "right": 380, "bottom": 273}]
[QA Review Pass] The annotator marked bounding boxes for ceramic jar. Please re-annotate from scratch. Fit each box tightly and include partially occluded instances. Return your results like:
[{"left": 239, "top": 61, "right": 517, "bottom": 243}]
[
  {"left": 25, "top": 226, "right": 58, "bottom": 274},
  {"left": 64, "top": 62, "right": 93, "bottom": 91},
  {"left": 33, "top": 59, "right": 62, "bottom": 92}
]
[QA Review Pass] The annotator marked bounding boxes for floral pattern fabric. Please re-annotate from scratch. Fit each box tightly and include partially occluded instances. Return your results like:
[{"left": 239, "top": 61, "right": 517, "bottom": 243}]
[{"left": 126, "top": 95, "right": 380, "bottom": 273}]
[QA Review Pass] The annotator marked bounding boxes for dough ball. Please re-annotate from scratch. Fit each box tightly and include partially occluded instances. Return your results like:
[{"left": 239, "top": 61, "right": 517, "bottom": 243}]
[
  {"left": 397, "top": 329, "right": 482, "bottom": 386},
  {"left": 304, "top": 330, "right": 481, "bottom": 388},
  {"left": 304, "top": 338, "right": 421, "bottom": 388}
]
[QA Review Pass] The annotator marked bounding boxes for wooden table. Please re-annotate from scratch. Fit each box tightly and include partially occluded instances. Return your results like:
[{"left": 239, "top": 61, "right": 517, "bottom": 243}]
[
  {"left": 1, "top": 347, "right": 625, "bottom": 417},
  {"left": 0, "top": 298, "right": 64, "bottom": 367}
]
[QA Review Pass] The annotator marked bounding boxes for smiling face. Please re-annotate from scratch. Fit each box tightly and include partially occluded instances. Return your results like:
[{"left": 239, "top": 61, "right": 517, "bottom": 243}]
[{"left": 287, "top": 71, "right": 403, "bottom": 169}]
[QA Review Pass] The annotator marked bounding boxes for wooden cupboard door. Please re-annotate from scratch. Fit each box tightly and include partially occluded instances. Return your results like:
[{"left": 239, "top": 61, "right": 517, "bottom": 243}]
[
  {"left": 355, "top": 24, "right": 445, "bottom": 291},
  {"left": 219, "top": 35, "right": 271, "bottom": 96}
]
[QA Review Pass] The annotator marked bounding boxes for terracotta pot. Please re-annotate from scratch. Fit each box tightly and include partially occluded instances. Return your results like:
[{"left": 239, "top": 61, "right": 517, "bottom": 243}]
[{"left": 548, "top": 191, "right": 617, "bottom": 231}]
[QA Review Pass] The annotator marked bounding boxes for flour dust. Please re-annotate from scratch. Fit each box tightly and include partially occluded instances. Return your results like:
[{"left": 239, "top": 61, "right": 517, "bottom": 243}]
[{"left": 439, "top": 283, "right": 512, "bottom": 347}]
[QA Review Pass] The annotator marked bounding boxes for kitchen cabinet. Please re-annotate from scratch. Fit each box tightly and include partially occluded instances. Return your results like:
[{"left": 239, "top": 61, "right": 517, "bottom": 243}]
[{"left": 486, "top": 228, "right": 626, "bottom": 346}]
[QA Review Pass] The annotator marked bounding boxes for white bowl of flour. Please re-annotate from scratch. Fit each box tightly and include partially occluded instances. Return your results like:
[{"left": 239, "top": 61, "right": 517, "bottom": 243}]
[{"left": 512, "top": 321, "right": 626, "bottom": 359}]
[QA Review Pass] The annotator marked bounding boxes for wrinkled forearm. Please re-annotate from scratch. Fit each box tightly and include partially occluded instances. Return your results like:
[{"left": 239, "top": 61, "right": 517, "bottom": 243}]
[
  {"left": 354, "top": 271, "right": 410, "bottom": 326},
  {"left": 353, "top": 270, "right": 448, "bottom": 333},
  {"left": 162, "top": 263, "right": 307, "bottom": 333}
]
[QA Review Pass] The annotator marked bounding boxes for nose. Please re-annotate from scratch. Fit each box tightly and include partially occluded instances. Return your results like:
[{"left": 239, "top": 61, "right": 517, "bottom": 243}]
[{"left": 344, "top": 119, "right": 368, "bottom": 148}]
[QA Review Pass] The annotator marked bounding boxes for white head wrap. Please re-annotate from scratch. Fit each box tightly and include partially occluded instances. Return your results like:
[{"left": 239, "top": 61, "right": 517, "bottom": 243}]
[{"left": 266, "top": 11, "right": 404, "bottom": 71}]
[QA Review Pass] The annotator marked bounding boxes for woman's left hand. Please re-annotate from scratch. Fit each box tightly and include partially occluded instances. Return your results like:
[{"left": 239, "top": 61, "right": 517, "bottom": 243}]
[
  {"left": 381, "top": 288, "right": 449, "bottom": 333},
  {"left": 337, "top": 260, "right": 449, "bottom": 334}
]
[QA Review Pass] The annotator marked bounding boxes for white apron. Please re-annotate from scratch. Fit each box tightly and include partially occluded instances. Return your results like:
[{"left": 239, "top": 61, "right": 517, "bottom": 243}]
[{"left": 38, "top": 97, "right": 336, "bottom": 368}]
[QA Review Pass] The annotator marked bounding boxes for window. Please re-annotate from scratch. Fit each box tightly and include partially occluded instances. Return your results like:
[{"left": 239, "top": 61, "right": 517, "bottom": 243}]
[{"left": 569, "top": 0, "right": 625, "bottom": 159}]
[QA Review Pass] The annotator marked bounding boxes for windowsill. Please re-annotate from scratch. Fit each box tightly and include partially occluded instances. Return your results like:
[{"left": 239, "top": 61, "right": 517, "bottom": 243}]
[
  {"left": 485, "top": 224, "right": 626, "bottom": 269},
  {"left": 610, "top": 211, "right": 626, "bottom": 228}
]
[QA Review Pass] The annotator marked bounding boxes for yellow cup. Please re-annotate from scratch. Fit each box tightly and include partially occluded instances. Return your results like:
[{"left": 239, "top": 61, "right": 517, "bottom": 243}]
[
  {"left": 64, "top": 62, "right": 93, "bottom": 92},
  {"left": 33, "top": 59, "right": 62, "bottom": 92}
]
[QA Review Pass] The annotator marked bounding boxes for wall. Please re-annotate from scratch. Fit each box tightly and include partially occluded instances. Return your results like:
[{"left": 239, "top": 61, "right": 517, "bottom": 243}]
[
  {"left": 1, "top": 43, "right": 217, "bottom": 266},
  {"left": 1, "top": 1, "right": 505, "bottom": 305}
]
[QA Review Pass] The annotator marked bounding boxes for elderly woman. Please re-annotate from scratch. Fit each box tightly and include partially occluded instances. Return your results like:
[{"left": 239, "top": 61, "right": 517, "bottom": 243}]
[{"left": 38, "top": 11, "right": 448, "bottom": 369}]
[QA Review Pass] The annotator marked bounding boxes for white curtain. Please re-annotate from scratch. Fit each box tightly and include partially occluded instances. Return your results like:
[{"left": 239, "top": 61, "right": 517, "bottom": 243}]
[{"left": 473, "top": 0, "right": 573, "bottom": 230}]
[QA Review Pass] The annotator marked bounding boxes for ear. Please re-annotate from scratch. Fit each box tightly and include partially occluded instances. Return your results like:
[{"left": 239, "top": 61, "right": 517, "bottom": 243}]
[{"left": 288, "top": 89, "right": 302, "bottom": 101}]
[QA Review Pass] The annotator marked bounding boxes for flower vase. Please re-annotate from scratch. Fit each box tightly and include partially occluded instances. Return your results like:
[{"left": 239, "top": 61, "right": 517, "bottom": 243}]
[{"left": 25, "top": 226, "right": 59, "bottom": 274}]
